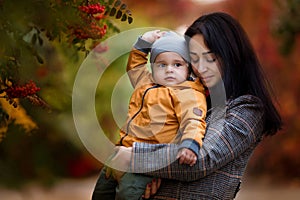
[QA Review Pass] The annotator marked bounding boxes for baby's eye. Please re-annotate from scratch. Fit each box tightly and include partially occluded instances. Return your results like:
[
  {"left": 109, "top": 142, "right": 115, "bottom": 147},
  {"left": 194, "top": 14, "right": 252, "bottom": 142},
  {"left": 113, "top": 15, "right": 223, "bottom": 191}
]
[
  {"left": 174, "top": 63, "right": 183, "bottom": 67},
  {"left": 156, "top": 63, "right": 166, "bottom": 68}
]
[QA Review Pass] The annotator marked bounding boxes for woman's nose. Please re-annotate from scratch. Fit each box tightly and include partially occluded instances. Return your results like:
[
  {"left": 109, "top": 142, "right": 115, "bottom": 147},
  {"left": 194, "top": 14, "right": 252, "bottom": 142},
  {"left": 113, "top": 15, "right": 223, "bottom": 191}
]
[{"left": 197, "top": 61, "right": 207, "bottom": 72}]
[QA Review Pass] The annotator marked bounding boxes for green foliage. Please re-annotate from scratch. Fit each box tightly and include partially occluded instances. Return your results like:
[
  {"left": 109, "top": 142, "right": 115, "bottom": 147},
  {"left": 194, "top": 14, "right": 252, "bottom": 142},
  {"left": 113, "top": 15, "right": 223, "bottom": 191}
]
[
  {"left": 104, "top": 0, "right": 133, "bottom": 23},
  {"left": 0, "top": 0, "right": 133, "bottom": 187},
  {"left": 95, "top": 54, "right": 132, "bottom": 141},
  {"left": 0, "top": 0, "right": 133, "bottom": 137},
  {"left": 0, "top": 0, "right": 133, "bottom": 80}
]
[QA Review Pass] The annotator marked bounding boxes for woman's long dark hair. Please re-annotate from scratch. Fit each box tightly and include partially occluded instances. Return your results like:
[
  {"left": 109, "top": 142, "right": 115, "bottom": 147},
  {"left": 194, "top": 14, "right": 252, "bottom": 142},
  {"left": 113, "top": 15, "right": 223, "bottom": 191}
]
[{"left": 185, "top": 12, "right": 282, "bottom": 136}]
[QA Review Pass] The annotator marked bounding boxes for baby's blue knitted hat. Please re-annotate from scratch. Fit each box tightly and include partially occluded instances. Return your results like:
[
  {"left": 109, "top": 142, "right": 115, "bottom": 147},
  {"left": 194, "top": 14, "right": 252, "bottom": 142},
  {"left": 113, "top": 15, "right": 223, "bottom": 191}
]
[{"left": 150, "top": 31, "right": 190, "bottom": 64}]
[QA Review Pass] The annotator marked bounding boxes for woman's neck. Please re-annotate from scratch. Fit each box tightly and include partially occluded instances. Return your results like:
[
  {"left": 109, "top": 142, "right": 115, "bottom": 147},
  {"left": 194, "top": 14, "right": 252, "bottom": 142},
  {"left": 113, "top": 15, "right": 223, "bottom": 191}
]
[{"left": 208, "top": 81, "right": 227, "bottom": 107}]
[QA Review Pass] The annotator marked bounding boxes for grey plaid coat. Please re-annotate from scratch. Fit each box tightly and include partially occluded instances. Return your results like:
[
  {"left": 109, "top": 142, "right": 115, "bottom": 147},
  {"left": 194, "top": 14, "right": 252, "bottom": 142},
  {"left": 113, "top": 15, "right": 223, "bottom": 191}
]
[{"left": 131, "top": 95, "right": 264, "bottom": 200}]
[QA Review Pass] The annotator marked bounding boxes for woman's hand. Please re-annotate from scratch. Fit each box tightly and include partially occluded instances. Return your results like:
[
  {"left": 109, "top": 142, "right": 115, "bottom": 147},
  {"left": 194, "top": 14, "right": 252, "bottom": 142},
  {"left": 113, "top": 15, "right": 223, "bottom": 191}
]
[
  {"left": 176, "top": 148, "right": 197, "bottom": 166},
  {"left": 142, "top": 178, "right": 162, "bottom": 199}
]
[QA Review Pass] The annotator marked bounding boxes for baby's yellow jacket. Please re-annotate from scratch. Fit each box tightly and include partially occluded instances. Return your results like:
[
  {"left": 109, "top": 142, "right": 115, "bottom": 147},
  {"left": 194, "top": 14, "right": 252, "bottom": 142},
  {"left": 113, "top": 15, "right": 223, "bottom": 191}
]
[{"left": 117, "top": 49, "right": 207, "bottom": 155}]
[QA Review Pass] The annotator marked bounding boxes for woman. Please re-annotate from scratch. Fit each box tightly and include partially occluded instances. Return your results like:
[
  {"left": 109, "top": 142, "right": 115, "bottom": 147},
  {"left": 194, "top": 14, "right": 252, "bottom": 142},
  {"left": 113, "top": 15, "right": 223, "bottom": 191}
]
[{"left": 93, "top": 12, "right": 282, "bottom": 199}]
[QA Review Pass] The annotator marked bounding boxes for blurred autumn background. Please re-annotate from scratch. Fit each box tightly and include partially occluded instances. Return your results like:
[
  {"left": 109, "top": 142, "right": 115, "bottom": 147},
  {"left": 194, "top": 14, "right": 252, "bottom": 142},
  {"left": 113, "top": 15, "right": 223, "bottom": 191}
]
[{"left": 1, "top": 0, "right": 300, "bottom": 199}]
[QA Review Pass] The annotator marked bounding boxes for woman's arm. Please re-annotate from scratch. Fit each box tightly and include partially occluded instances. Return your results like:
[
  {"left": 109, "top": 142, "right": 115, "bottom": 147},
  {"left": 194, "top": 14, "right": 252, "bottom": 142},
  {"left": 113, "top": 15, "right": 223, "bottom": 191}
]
[{"left": 131, "top": 95, "right": 264, "bottom": 181}]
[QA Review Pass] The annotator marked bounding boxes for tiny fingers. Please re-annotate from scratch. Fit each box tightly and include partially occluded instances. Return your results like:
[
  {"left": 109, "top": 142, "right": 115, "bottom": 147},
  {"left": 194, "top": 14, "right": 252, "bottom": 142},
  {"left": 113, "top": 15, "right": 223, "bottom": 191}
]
[
  {"left": 189, "top": 156, "right": 197, "bottom": 166},
  {"left": 178, "top": 153, "right": 197, "bottom": 166},
  {"left": 178, "top": 154, "right": 186, "bottom": 165}
]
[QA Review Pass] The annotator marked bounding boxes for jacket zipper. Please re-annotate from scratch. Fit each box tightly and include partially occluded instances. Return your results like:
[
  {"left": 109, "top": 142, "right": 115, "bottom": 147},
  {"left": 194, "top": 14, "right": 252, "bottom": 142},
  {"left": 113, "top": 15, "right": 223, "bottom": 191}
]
[{"left": 120, "top": 84, "right": 161, "bottom": 146}]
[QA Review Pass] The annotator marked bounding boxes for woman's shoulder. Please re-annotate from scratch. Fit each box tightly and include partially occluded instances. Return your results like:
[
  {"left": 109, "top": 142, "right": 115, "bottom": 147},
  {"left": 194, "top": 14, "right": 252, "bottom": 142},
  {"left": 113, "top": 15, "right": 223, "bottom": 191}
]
[{"left": 227, "top": 94, "right": 263, "bottom": 108}]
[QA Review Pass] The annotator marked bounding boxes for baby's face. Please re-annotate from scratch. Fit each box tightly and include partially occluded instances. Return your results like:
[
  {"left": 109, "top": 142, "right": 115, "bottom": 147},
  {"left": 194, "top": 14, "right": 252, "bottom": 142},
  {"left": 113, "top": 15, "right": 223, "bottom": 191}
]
[{"left": 152, "top": 52, "right": 189, "bottom": 86}]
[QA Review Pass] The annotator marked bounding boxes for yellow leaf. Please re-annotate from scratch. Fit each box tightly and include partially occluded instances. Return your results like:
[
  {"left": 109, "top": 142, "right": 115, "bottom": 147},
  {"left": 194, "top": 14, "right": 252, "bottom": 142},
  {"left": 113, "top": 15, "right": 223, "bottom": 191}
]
[
  {"left": 0, "top": 96, "right": 38, "bottom": 133},
  {"left": 0, "top": 126, "right": 8, "bottom": 142}
]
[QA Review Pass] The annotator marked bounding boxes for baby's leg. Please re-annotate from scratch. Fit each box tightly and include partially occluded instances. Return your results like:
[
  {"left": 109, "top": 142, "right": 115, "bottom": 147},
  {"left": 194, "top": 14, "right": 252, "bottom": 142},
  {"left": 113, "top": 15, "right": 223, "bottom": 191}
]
[
  {"left": 91, "top": 167, "right": 118, "bottom": 200},
  {"left": 116, "top": 173, "right": 153, "bottom": 200}
]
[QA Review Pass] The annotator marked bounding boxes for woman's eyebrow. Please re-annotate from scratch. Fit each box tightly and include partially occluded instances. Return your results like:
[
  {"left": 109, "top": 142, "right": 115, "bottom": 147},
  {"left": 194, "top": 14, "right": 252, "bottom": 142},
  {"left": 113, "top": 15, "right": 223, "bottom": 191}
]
[
  {"left": 189, "top": 52, "right": 198, "bottom": 56},
  {"left": 190, "top": 51, "right": 212, "bottom": 55},
  {"left": 202, "top": 51, "right": 213, "bottom": 55}
]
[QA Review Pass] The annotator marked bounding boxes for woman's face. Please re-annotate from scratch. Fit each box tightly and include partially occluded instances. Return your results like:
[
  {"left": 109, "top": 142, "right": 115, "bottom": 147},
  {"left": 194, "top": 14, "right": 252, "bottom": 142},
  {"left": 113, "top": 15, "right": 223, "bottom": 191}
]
[{"left": 189, "top": 34, "right": 222, "bottom": 88}]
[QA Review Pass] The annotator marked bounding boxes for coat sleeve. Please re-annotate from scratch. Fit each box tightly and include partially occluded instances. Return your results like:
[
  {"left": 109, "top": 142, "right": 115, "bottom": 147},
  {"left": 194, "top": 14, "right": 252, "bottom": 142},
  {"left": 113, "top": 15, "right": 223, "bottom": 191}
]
[
  {"left": 130, "top": 95, "right": 264, "bottom": 181},
  {"left": 173, "top": 86, "right": 207, "bottom": 157},
  {"left": 126, "top": 38, "right": 153, "bottom": 88}
]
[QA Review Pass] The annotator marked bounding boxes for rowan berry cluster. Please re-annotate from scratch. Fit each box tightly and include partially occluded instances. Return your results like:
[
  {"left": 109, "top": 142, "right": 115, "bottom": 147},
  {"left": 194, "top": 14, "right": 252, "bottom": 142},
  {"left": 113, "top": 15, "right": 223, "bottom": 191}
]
[
  {"left": 73, "top": 23, "right": 107, "bottom": 40},
  {"left": 72, "top": 3, "right": 107, "bottom": 40},
  {"left": 78, "top": 3, "right": 105, "bottom": 15},
  {"left": 5, "top": 80, "right": 40, "bottom": 99}
]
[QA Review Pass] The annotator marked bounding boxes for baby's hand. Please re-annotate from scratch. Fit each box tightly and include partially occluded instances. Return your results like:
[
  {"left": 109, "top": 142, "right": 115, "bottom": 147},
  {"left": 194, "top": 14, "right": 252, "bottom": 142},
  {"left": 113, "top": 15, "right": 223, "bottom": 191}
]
[
  {"left": 176, "top": 148, "right": 197, "bottom": 166},
  {"left": 141, "top": 30, "right": 165, "bottom": 43}
]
